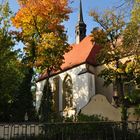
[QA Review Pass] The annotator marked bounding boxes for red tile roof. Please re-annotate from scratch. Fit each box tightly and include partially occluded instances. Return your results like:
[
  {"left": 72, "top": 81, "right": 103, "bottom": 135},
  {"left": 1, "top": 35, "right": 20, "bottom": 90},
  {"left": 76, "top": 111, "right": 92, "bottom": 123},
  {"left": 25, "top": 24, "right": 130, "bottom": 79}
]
[
  {"left": 37, "top": 35, "right": 101, "bottom": 81},
  {"left": 61, "top": 36, "right": 100, "bottom": 70}
]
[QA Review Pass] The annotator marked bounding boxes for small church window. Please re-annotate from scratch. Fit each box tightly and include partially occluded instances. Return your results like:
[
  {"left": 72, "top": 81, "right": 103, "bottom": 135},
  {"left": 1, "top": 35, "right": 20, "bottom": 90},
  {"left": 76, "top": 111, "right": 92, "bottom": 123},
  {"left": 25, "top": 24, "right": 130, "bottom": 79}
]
[{"left": 63, "top": 74, "right": 73, "bottom": 110}]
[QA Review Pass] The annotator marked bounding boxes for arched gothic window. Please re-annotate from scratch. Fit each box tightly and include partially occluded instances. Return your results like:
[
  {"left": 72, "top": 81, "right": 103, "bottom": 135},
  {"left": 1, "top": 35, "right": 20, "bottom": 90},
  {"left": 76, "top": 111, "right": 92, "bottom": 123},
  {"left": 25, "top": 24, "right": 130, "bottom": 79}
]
[{"left": 63, "top": 74, "right": 73, "bottom": 110}]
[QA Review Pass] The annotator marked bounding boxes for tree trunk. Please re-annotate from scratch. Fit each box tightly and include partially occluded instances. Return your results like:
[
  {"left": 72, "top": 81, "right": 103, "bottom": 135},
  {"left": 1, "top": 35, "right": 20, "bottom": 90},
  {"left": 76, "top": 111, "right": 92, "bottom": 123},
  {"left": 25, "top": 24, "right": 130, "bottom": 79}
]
[{"left": 119, "top": 76, "right": 128, "bottom": 140}]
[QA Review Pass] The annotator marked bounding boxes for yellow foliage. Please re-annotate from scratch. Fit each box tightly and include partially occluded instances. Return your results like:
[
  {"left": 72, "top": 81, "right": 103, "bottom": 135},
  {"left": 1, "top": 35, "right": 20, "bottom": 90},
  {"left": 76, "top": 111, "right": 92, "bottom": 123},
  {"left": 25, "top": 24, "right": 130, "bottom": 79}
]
[{"left": 12, "top": 0, "right": 71, "bottom": 71}]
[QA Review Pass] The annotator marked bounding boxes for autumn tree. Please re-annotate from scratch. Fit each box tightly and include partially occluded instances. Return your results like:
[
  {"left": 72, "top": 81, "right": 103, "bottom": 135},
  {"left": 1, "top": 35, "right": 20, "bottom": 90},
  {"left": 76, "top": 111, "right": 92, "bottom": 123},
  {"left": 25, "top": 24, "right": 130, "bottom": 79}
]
[
  {"left": 12, "top": 0, "right": 71, "bottom": 72},
  {"left": 122, "top": 0, "right": 140, "bottom": 117},
  {"left": 90, "top": 8, "right": 140, "bottom": 124},
  {"left": 12, "top": 0, "right": 71, "bottom": 122}
]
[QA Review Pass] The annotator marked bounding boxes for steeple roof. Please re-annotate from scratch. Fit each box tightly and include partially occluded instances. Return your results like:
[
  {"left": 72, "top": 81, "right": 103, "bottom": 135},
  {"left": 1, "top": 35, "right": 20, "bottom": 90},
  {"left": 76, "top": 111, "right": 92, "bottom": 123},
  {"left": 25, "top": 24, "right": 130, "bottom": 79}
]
[
  {"left": 75, "top": 0, "right": 86, "bottom": 44},
  {"left": 78, "top": 0, "right": 84, "bottom": 23}
]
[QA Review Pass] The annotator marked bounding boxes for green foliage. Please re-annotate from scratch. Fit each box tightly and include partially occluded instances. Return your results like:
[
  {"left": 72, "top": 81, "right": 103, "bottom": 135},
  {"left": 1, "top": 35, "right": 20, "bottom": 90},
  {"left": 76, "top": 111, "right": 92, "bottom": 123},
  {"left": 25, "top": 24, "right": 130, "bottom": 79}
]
[
  {"left": 55, "top": 113, "right": 109, "bottom": 123},
  {"left": 122, "top": 0, "right": 140, "bottom": 86},
  {"left": 135, "top": 104, "right": 140, "bottom": 117},
  {"left": 98, "top": 68, "right": 116, "bottom": 87},
  {"left": 124, "top": 88, "right": 140, "bottom": 118},
  {"left": 11, "top": 67, "right": 37, "bottom": 122},
  {"left": 122, "top": 0, "right": 140, "bottom": 119},
  {"left": 0, "top": 1, "right": 37, "bottom": 122},
  {"left": 0, "top": 1, "right": 24, "bottom": 122},
  {"left": 131, "top": 0, "right": 140, "bottom": 23},
  {"left": 125, "top": 89, "right": 140, "bottom": 104},
  {"left": 77, "top": 113, "right": 108, "bottom": 122}
]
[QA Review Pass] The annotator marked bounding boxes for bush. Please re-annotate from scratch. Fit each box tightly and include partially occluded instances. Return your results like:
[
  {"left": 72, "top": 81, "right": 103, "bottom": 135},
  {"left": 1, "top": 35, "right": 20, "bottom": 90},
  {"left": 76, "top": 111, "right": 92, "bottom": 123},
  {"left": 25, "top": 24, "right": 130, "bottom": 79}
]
[{"left": 77, "top": 113, "right": 108, "bottom": 122}]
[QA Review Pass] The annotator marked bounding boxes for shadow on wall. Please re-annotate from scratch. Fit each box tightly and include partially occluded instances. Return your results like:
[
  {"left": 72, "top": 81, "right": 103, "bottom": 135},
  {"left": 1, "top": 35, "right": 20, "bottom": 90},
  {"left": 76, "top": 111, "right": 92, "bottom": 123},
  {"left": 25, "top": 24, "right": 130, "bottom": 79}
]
[
  {"left": 73, "top": 72, "right": 91, "bottom": 113},
  {"left": 94, "top": 65, "right": 114, "bottom": 103}
]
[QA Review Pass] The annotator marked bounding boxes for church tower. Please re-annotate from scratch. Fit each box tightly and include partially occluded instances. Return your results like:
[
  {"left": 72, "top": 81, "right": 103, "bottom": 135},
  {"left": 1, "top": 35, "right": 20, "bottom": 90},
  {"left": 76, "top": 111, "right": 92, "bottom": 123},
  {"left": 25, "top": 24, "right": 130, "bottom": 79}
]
[{"left": 75, "top": 0, "right": 86, "bottom": 44}]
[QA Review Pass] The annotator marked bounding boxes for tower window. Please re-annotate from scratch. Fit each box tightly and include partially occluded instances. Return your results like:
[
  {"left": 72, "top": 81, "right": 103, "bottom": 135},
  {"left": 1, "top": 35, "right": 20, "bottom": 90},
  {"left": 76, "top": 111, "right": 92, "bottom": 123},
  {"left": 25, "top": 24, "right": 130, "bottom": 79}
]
[{"left": 77, "top": 31, "right": 79, "bottom": 35}]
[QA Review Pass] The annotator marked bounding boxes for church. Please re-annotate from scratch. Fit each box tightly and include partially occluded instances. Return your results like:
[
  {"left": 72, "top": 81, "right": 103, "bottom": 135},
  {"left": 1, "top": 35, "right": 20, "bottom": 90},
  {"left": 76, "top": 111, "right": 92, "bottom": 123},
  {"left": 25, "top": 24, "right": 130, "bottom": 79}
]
[{"left": 35, "top": 0, "right": 137, "bottom": 121}]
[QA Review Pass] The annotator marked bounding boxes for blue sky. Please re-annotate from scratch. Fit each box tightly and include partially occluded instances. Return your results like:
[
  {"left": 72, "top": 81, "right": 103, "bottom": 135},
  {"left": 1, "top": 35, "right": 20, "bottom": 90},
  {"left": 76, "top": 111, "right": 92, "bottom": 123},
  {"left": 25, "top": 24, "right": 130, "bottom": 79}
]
[{"left": 7, "top": 0, "right": 123, "bottom": 45}]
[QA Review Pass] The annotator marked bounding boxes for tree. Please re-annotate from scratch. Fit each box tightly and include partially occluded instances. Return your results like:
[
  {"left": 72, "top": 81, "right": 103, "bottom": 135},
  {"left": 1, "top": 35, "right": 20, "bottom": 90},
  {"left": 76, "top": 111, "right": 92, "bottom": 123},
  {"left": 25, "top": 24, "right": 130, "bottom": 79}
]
[
  {"left": 123, "top": 0, "right": 140, "bottom": 117},
  {"left": 0, "top": 1, "right": 24, "bottom": 122},
  {"left": 12, "top": 0, "right": 71, "bottom": 72},
  {"left": 11, "top": 65, "right": 37, "bottom": 122},
  {"left": 90, "top": 9, "right": 139, "bottom": 123},
  {"left": 12, "top": 0, "right": 72, "bottom": 122},
  {"left": 39, "top": 79, "right": 53, "bottom": 122}
]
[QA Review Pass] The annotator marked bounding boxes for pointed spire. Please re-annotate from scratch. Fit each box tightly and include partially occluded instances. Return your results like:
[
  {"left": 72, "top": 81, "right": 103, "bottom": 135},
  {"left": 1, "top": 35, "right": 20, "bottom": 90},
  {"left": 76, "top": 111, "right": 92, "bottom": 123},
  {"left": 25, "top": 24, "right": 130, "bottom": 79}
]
[
  {"left": 78, "top": 0, "right": 84, "bottom": 22},
  {"left": 75, "top": 0, "right": 86, "bottom": 44}
]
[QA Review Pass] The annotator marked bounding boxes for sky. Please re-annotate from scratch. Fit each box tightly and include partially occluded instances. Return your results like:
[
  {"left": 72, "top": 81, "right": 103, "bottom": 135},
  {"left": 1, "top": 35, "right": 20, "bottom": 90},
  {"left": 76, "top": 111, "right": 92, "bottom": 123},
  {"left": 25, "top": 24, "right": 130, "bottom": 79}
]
[{"left": 7, "top": 0, "right": 124, "bottom": 46}]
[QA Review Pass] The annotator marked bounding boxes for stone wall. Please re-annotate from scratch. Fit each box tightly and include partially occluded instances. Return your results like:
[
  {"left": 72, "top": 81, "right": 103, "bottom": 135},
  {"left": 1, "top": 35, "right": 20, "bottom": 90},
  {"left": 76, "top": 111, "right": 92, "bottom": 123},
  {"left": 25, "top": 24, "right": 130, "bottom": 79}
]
[{"left": 81, "top": 94, "right": 139, "bottom": 121}]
